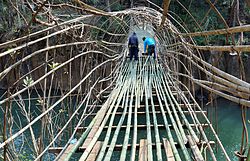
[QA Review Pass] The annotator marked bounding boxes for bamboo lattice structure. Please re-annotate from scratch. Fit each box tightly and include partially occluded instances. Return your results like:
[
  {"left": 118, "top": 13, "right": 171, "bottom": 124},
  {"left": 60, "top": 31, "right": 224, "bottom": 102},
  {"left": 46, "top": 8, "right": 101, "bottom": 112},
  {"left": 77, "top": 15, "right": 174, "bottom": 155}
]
[{"left": 0, "top": 0, "right": 250, "bottom": 160}]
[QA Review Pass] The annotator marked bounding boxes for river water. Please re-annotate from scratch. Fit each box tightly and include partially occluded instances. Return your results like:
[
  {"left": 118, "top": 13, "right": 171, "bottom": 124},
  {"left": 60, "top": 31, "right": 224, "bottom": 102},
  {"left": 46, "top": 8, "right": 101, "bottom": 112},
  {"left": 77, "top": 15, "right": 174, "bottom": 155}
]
[{"left": 209, "top": 98, "right": 250, "bottom": 160}]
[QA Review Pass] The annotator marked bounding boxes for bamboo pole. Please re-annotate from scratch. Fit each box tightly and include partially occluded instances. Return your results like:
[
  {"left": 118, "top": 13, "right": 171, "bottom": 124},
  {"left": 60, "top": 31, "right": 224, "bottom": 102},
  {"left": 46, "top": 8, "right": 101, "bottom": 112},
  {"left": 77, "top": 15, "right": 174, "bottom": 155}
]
[
  {"left": 178, "top": 25, "right": 250, "bottom": 37},
  {"left": 62, "top": 75, "right": 123, "bottom": 161},
  {"left": 166, "top": 50, "right": 250, "bottom": 94},
  {"left": 120, "top": 62, "right": 136, "bottom": 161},
  {"left": 161, "top": 66, "right": 217, "bottom": 160},
  {"left": 78, "top": 59, "right": 130, "bottom": 161},
  {"left": 97, "top": 70, "right": 132, "bottom": 161},
  {"left": 130, "top": 71, "right": 139, "bottom": 160},
  {"left": 158, "top": 0, "right": 171, "bottom": 31},
  {"left": 55, "top": 78, "right": 101, "bottom": 160},
  {"left": 0, "top": 23, "right": 124, "bottom": 58},
  {"left": 159, "top": 72, "right": 188, "bottom": 144},
  {"left": 153, "top": 65, "right": 186, "bottom": 161},
  {"left": 0, "top": 51, "right": 120, "bottom": 105},
  {"left": 169, "top": 76, "right": 231, "bottom": 160},
  {"left": 144, "top": 60, "right": 153, "bottom": 161},
  {"left": 103, "top": 83, "right": 130, "bottom": 161},
  {"left": 0, "top": 15, "right": 94, "bottom": 49},
  {"left": 164, "top": 73, "right": 199, "bottom": 142},
  {"left": 150, "top": 62, "right": 162, "bottom": 161}
]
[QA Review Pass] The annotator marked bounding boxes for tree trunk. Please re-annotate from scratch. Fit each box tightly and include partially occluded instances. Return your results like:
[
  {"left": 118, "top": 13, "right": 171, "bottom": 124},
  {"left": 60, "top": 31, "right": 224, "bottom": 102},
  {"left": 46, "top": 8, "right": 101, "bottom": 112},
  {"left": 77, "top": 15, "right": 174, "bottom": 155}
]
[{"left": 246, "top": 0, "right": 250, "bottom": 8}]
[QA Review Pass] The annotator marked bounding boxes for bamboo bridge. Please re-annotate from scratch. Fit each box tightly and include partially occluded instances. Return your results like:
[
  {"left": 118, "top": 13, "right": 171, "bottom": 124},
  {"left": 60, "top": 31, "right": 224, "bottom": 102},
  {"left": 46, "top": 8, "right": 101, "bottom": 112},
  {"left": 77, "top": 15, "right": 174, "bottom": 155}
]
[
  {"left": 0, "top": 1, "right": 250, "bottom": 161},
  {"left": 48, "top": 57, "right": 225, "bottom": 161}
]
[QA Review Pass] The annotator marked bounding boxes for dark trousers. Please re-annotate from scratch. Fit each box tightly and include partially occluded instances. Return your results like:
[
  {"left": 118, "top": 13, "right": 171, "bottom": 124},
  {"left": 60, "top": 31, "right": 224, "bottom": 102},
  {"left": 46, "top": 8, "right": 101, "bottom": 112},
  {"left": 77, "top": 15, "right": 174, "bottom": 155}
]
[
  {"left": 129, "top": 46, "right": 138, "bottom": 61},
  {"left": 148, "top": 45, "right": 156, "bottom": 59}
]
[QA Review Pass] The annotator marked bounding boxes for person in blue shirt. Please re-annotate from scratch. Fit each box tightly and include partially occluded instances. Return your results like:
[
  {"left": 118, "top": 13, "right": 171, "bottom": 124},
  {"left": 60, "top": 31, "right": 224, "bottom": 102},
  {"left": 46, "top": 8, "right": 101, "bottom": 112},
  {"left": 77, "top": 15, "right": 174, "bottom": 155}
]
[
  {"left": 143, "top": 37, "right": 156, "bottom": 59},
  {"left": 128, "top": 32, "right": 139, "bottom": 61}
]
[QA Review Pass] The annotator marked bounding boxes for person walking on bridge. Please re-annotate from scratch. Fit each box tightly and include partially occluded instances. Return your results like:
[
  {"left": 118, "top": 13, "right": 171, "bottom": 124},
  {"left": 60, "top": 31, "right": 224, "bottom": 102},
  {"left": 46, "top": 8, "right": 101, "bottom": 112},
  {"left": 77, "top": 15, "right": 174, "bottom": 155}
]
[
  {"left": 143, "top": 37, "right": 156, "bottom": 59},
  {"left": 128, "top": 32, "right": 139, "bottom": 61}
]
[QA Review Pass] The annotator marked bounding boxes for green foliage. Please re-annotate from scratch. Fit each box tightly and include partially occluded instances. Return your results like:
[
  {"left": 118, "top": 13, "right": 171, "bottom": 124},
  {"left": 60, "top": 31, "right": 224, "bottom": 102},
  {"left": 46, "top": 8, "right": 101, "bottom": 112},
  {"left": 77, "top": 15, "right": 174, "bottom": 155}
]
[
  {"left": 36, "top": 99, "right": 44, "bottom": 106},
  {"left": 170, "top": 0, "right": 233, "bottom": 45},
  {"left": 244, "top": 4, "right": 250, "bottom": 16},
  {"left": 23, "top": 76, "right": 34, "bottom": 87},
  {"left": 49, "top": 62, "right": 60, "bottom": 70},
  {"left": 86, "top": 0, "right": 100, "bottom": 5},
  {"left": 111, "top": 3, "right": 123, "bottom": 11},
  {"left": 18, "top": 151, "right": 33, "bottom": 161},
  {"left": 59, "top": 108, "right": 66, "bottom": 113}
]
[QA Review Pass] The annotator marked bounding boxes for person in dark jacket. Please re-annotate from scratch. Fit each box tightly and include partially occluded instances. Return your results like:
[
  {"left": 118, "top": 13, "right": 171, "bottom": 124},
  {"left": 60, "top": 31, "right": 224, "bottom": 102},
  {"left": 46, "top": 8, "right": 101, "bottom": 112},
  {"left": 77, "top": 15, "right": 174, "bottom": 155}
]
[{"left": 128, "top": 32, "right": 139, "bottom": 61}]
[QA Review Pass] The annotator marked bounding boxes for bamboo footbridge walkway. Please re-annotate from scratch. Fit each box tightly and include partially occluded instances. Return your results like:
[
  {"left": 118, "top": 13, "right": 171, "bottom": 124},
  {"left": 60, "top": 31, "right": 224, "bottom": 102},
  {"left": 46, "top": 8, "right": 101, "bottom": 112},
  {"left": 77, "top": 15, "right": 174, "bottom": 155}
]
[
  {"left": 49, "top": 57, "right": 225, "bottom": 161},
  {"left": 0, "top": 1, "right": 250, "bottom": 161}
]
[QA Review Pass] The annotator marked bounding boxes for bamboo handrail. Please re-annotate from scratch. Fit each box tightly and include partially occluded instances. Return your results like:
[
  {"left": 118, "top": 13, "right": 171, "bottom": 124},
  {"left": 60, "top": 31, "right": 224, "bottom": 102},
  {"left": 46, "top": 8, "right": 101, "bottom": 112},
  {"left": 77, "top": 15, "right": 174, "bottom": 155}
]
[{"left": 178, "top": 25, "right": 250, "bottom": 37}]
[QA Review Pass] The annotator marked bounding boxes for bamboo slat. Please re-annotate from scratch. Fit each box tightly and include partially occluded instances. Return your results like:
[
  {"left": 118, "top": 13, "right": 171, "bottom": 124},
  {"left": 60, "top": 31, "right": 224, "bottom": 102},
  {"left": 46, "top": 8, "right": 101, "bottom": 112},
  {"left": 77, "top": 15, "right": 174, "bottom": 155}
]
[
  {"left": 78, "top": 61, "right": 132, "bottom": 160},
  {"left": 156, "top": 68, "right": 191, "bottom": 159},
  {"left": 48, "top": 140, "right": 216, "bottom": 153},
  {"left": 144, "top": 61, "right": 153, "bottom": 161},
  {"left": 153, "top": 64, "right": 181, "bottom": 161},
  {"left": 86, "top": 142, "right": 102, "bottom": 161},
  {"left": 103, "top": 84, "right": 130, "bottom": 161},
  {"left": 163, "top": 138, "right": 175, "bottom": 161},
  {"left": 187, "top": 135, "right": 204, "bottom": 161},
  {"left": 97, "top": 79, "right": 131, "bottom": 161},
  {"left": 57, "top": 144, "right": 75, "bottom": 161},
  {"left": 150, "top": 62, "right": 163, "bottom": 161},
  {"left": 130, "top": 72, "right": 139, "bottom": 161},
  {"left": 120, "top": 62, "right": 137, "bottom": 161},
  {"left": 139, "top": 139, "right": 148, "bottom": 161},
  {"left": 77, "top": 123, "right": 209, "bottom": 132}
]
